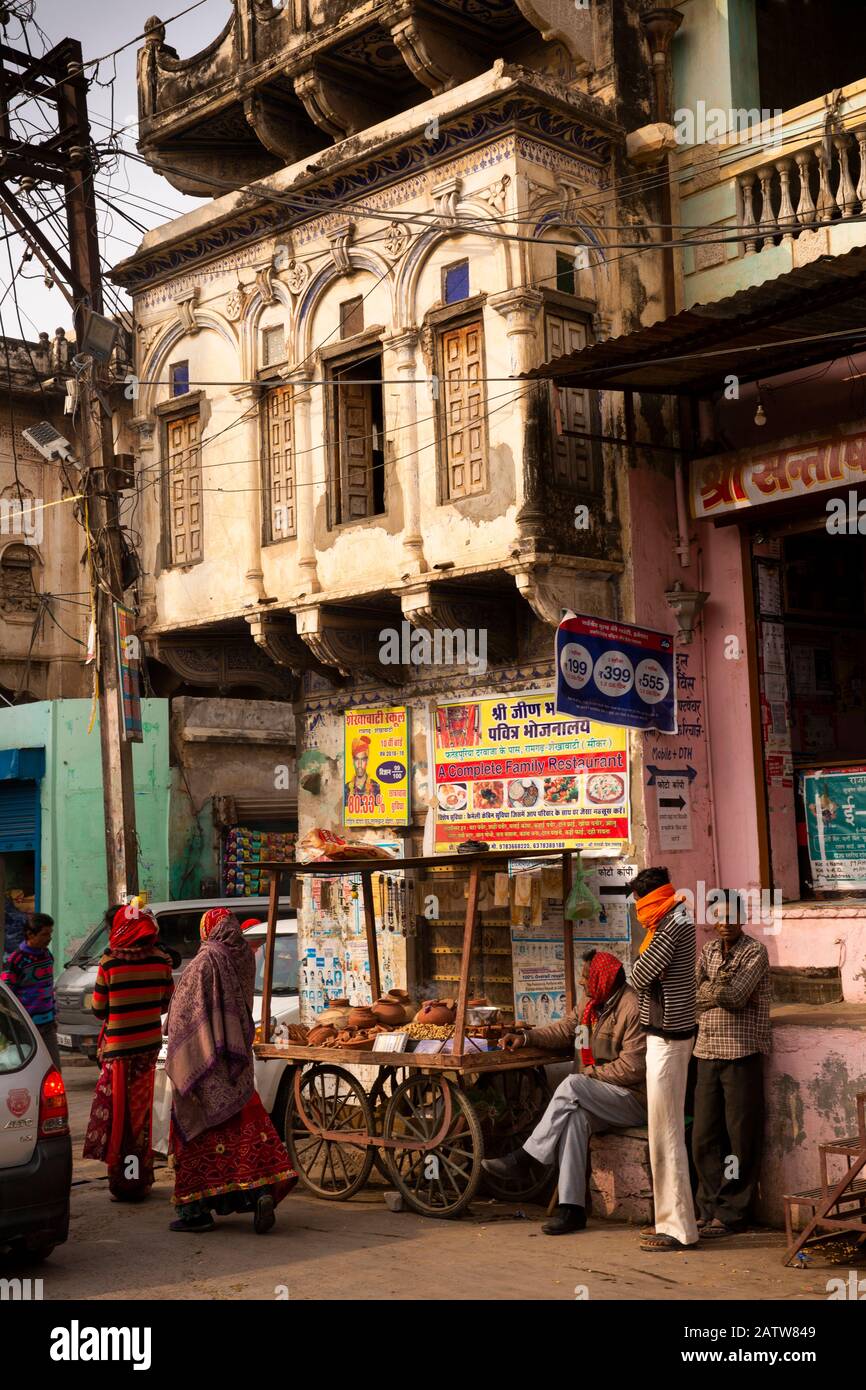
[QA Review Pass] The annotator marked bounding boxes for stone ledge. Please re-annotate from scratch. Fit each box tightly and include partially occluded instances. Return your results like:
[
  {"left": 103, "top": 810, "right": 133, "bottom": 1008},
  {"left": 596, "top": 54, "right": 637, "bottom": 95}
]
[
  {"left": 770, "top": 1001, "right": 866, "bottom": 1029},
  {"left": 588, "top": 1130, "right": 653, "bottom": 1224}
]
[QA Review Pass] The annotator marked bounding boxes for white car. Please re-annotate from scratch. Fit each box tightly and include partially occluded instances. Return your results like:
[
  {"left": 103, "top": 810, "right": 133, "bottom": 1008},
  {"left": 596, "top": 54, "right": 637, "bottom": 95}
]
[
  {"left": 151, "top": 918, "right": 299, "bottom": 1153},
  {"left": 0, "top": 980, "right": 71, "bottom": 1263}
]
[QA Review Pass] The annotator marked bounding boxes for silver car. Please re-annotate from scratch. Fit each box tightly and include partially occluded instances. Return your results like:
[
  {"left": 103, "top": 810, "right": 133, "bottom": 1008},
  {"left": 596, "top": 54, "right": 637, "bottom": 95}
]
[
  {"left": 0, "top": 980, "right": 71, "bottom": 1262},
  {"left": 54, "top": 896, "right": 295, "bottom": 1058}
]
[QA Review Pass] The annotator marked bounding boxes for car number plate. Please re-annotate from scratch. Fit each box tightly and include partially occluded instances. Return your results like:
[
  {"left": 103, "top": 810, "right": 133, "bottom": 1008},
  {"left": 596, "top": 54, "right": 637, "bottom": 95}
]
[{"left": 56, "top": 1033, "right": 73, "bottom": 1049}]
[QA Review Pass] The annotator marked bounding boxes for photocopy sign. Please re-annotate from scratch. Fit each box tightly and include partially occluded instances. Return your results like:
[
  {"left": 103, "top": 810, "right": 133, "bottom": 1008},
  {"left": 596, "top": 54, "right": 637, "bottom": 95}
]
[{"left": 555, "top": 613, "right": 677, "bottom": 734}]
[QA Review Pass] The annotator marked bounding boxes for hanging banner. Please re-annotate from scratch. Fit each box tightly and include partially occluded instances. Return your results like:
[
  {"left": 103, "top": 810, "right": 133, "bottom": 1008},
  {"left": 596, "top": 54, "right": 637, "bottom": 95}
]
[
  {"left": 803, "top": 766, "right": 866, "bottom": 891},
  {"left": 555, "top": 612, "right": 676, "bottom": 734},
  {"left": 113, "top": 604, "right": 142, "bottom": 743},
  {"left": 433, "top": 690, "right": 629, "bottom": 853},
  {"left": 343, "top": 707, "right": 410, "bottom": 827}
]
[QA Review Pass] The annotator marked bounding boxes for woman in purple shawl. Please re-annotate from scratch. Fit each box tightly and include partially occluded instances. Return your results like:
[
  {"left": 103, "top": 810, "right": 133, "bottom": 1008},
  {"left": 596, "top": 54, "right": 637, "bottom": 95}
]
[{"left": 165, "top": 908, "right": 296, "bottom": 1234}]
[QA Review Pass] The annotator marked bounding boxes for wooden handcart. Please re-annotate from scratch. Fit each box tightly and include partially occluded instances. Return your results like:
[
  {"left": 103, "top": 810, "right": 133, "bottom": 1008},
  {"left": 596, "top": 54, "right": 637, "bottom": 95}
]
[{"left": 255, "top": 848, "right": 574, "bottom": 1217}]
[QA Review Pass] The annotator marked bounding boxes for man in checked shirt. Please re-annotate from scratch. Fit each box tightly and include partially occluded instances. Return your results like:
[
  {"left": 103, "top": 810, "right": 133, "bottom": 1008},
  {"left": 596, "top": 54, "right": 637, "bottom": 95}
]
[{"left": 692, "top": 889, "right": 771, "bottom": 1238}]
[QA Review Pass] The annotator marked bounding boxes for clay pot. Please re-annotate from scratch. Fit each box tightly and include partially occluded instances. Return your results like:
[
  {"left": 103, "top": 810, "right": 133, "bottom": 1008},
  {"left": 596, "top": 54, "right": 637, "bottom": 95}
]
[
  {"left": 386, "top": 988, "right": 411, "bottom": 1005},
  {"left": 307, "top": 1024, "right": 338, "bottom": 1046},
  {"left": 347, "top": 1004, "right": 378, "bottom": 1030},
  {"left": 371, "top": 996, "right": 408, "bottom": 1027},
  {"left": 417, "top": 998, "right": 457, "bottom": 1026},
  {"left": 319, "top": 1001, "right": 352, "bottom": 1029}
]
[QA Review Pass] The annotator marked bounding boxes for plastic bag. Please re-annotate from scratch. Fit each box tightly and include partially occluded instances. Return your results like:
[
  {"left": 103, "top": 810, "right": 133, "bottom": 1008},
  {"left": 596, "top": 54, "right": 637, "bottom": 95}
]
[{"left": 564, "top": 853, "right": 601, "bottom": 920}]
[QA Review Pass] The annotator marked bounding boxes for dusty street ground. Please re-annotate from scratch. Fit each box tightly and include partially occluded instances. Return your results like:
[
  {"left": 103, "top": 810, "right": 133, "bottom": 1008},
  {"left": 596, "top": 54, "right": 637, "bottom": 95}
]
[{"left": 37, "top": 1063, "right": 846, "bottom": 1302}]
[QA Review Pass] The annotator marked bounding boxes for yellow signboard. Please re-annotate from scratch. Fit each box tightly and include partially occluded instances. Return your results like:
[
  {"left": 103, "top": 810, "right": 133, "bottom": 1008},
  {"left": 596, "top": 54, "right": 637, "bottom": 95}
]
[
  {"left": 434, "top": 691, "right": 629, "bottom": 853},
  {"left": 344, "top": 707, "right": 410, "bottom": 827}
]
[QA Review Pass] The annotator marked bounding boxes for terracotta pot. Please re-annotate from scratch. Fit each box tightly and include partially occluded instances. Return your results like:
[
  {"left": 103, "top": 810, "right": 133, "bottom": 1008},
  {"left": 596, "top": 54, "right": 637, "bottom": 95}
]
[
  {"left": 371, "top": 996, "right": 408, "bottom": 1027},
  {"left": 386, "top": 988, "right": 411, "bottom": 1005},
  {"left": 347, "top": 1004, "right": 378, "bottom": 1029},
  {"left": 417, "top": 998, "right": 457, "bottom": 1026},
  {"left": 307, "top": 1024, "right": 338, "bottom": 1046}
]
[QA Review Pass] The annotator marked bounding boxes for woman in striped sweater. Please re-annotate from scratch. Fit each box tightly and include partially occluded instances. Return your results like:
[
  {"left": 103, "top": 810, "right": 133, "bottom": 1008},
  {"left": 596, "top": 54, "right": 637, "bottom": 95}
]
[{"left": 83, "top": 906, "right": 174, "bottom": 1201}]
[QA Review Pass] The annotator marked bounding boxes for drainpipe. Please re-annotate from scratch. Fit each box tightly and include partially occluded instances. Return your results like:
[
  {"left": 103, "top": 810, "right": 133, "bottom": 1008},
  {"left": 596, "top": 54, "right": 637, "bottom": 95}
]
[{"left": 641, "top": 6, "right": 690, "bottom": 566}]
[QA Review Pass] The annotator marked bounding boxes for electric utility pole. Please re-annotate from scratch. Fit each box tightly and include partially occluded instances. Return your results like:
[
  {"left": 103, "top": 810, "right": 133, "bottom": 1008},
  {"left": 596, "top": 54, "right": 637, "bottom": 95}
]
[{"left": 0, "top": 36, "right": 138, "bottom": 901}]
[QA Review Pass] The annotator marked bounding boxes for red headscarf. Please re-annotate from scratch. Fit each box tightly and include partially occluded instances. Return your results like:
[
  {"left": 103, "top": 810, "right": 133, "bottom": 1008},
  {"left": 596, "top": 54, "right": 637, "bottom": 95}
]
[
  {"left": 580, "top": 951, "right": 624, "bottom": 1066},
  {"left": 110, "top": 904, "right": 159, "bottom": 951},
  {"left": 200, "top": 907, "right": 234, "bottom": 941},
  {"left": 239, "top": 918, "right": 262, "bottom": 932}
]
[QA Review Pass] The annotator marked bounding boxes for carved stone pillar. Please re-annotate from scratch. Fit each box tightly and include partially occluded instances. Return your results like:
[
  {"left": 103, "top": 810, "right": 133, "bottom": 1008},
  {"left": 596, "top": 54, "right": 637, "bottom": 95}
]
[
  {"left": 287, "top": 370, "right": 320, "bottom": 595},
  {"left": 229, "top": 384, "right": 266, "bottom": 605},
  {"left": 384, "top": 330, "right": 426, "bottom": 576},
  {"left": 489, "top": 289, "right": 545, "bottom": 543}
]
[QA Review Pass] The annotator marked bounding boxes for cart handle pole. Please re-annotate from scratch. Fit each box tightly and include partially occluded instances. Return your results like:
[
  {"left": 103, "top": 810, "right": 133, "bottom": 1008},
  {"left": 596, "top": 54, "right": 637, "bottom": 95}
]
[
  {"left": 260, "top": 868, "right": 281, "bottom": 1044},
  {"left": 452, "top": 864, "right": 481, "bottom": 1058},
  {"left": 360, "top": 869, "right": 382, "bottom": 1003},
  {"left": 562, "top": 851, "right": 576, "bottom": 1016}
]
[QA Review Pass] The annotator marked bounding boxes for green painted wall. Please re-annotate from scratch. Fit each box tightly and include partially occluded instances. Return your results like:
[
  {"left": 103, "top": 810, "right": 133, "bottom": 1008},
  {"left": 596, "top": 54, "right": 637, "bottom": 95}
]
[
  {"left": 0, "top": 698, "right": 171, "bottom": 965},
  {"left": 673, "top": 0, "right": 760, "bottom": 125}
]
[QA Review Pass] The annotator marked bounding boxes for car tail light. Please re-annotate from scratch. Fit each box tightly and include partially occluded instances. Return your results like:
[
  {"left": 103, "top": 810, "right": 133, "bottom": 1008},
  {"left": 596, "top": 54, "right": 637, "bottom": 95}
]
[{"left": 38, "top": 1068, "right": 69, "bottom": 1137}]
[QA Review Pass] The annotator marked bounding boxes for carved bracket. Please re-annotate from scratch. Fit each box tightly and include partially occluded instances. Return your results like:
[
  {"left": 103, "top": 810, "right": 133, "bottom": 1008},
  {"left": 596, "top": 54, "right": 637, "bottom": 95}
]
[
  {"left": 150, "top": 632, "right": 293, "bottom": 698},
  {"left": 385, "top": 3, "right": 483, "bottom": 94},
  {"left": 327, "top": 220, "right": 355, "bottom": 274},
  {"left": 508, "top": 562, "right": 618, "bottom": 627},
  {"left": 432, "top": 175, "right": 462, "bottom": 227},
  {"left": 174, "top": 287, "right": 201, "bottom": 336},
  {"left": 292, "top": 603, "right": 405, "bottom": 683},
  {"left": 400, "top": 583, "right": 515, "bottom": 666},
  {"left": 294, "top": 65, "right": 387, "bottom": 140}
]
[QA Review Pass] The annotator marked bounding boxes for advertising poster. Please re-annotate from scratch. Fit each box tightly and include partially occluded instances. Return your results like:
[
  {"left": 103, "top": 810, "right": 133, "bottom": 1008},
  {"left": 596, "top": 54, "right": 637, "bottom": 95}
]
[
  {"left": 344, "top": 707, "right": 410, "bottom": 827},
  {"left": 114, "top": 603, "right": 143, "bottom": 743},
  {"left": 433, "top": 691, "right": 629, "bottom": 853},
  {"left": 803, "top": 767, "right": 866, "bottom": 891},
  {"left": 555, "top": 612, "right": 676, "bottom": 734}
]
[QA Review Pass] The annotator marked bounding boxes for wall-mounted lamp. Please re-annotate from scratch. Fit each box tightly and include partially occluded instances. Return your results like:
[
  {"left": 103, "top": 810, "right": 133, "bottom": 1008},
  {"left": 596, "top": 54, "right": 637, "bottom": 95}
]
[{"left": 664, "top": 579, "right": 709, "bottom": 644}]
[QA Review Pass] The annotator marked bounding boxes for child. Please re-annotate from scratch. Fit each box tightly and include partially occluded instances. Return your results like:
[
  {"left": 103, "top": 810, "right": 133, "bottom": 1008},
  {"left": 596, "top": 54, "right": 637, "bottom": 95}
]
[{"left": 1, "top": 912, "right": 60, "bottom": 1066}]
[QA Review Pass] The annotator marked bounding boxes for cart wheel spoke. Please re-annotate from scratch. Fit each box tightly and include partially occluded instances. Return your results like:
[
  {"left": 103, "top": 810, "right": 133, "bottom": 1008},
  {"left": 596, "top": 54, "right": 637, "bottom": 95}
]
[
  {"left": 383, "top": 1075, "right": 483, "bottom": 1218},
  {"left": 285, "top": 1065, "right": 375, "bottom": 1201}
]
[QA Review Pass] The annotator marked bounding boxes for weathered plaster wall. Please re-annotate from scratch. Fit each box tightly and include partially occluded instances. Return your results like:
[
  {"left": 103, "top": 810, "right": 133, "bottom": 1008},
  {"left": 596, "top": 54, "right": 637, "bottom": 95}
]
[
  {"left": 760, "top": 1019, "right": 866, "bottom": 1227},
  {"left": 0, "top": 699, "right": 171, "bottom": 964}
]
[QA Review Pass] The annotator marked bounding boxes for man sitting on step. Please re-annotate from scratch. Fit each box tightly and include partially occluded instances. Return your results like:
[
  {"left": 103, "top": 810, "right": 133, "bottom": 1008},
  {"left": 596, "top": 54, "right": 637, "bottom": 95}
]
[{"left": 482, "top": 949, "right": 648, "bottom": 1235}]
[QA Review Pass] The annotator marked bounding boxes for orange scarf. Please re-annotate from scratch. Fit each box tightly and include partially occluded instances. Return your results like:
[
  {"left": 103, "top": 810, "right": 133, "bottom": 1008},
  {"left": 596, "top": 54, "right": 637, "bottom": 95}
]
[{"left": 635, "top": 882, "right": 680, "bottom": 955}]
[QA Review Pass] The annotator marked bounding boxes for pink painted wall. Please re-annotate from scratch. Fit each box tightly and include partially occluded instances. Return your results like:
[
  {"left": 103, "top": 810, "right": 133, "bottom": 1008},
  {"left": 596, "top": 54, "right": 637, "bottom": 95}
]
[
  {"left": 771, "top": 909, "right": 866, "bottom": 1003},
  {"left": 760, "top": 1023, "right": 866, "bottom": 1227}
]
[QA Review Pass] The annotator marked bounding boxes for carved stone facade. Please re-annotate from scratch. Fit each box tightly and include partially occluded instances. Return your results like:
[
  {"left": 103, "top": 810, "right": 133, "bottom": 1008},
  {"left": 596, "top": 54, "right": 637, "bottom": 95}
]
[{"left": 0, "top": 336, "right": 88, "bottom": 702}]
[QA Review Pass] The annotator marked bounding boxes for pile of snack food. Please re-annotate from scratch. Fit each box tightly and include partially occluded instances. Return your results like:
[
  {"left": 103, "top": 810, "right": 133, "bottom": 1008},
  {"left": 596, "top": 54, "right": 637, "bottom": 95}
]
[
  {"left": 296, "top": 828, "right": 397, "bottom": 862},
  {"left": 223, "top": 827, "right": 296, "bottom": 896}
]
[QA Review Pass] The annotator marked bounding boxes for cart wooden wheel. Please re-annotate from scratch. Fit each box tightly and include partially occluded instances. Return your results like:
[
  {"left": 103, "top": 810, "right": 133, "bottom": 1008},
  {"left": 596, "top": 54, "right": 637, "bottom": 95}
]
[
  {"left": 285, "top": 1064, "right": 375, "bottom": 1200},
  {"left": 383, "top": 1074, "right": 483, "bottom": 1218},
  {"left": 369, "top": 1066, "right": 410, "bottom": 1180},
  {"left": 477, "top": 1066, "right": 554, "bottom": 1203}
]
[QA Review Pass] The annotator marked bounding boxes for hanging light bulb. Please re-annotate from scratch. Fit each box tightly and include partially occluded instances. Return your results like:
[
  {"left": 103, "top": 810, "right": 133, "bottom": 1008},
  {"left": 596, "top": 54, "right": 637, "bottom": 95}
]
[{"left": 754, "top": 392, "right": 767, "bottom": 426}]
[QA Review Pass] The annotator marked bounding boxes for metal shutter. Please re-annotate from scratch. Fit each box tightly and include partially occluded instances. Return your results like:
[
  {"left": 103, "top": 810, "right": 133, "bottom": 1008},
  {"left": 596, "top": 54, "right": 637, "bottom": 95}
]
[{"left": 0, "top": 780, "right": 40, "bottom": 852}]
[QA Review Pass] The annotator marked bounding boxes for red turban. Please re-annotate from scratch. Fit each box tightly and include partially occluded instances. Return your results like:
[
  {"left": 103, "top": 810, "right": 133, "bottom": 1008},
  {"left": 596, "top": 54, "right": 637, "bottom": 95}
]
[
  {"left": 351, "top": 735, "right": 371, "bottom": 758},
  {"left": 239, "top": 918, "right": 262, "bottom": 932},
  {"left": 580, "top": 951, "right": 624, "bottom": 1066},
  {"left": 110, "top": 904, "right": 159, "bottom": 951}
]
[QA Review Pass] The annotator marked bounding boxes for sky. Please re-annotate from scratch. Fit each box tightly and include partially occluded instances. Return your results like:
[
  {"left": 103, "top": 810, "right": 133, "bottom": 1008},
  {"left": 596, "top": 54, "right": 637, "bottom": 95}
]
[{"left": 3, "top": 0, "right": 230, "bottom": 339}]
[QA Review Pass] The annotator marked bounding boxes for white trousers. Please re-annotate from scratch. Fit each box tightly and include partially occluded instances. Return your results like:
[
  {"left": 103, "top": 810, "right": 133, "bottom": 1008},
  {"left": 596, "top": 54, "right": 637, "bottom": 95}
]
[{"left": 646, "top": 1033, "right": 698, "bottom": 1246}]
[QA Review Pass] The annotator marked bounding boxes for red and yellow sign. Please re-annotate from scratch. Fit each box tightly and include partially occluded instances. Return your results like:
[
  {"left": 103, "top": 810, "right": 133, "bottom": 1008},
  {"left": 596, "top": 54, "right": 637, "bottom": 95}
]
[
  {"left": 433, "top": 692, "right": 629, "bottom": 853},
  {"left": 692, "top": 430, "right": 866, "bottom": 519},
  {"left": 344, "top": 707, "right": 409, "bottom": 827}
]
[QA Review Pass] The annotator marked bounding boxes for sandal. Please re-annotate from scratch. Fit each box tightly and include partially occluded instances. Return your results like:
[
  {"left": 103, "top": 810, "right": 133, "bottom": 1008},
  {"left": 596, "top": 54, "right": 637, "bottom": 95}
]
[
  {"left": 700, "top": 1218, "right": 737, "bottom": 1238},
  {"left": 639, "top": 1232, "right": 698, "bottom": 1252}
]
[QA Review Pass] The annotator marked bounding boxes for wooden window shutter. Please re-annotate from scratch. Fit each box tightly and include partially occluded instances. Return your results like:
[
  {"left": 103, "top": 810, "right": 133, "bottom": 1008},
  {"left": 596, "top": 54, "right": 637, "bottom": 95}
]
[
  {"left": 265, "top": 385, "right": 295, "bottom": 538},
  {"left": 167, "top": 410, "right": 202, "bottom": 563},
  {"left": 441, "top": 319, "right": 486, "bottom": 498},
  {"left": 545, "top": 313, "right": 594, "bottom": 490},
  {"left": 339, "top": 377, "right": 374, "bottom": 521}
]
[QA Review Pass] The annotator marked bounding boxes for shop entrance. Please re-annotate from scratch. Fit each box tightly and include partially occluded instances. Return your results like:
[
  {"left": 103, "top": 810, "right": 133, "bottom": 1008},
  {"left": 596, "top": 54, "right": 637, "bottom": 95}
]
[{"left": 752, "top": 522, "right": 866, "bottom": 899}]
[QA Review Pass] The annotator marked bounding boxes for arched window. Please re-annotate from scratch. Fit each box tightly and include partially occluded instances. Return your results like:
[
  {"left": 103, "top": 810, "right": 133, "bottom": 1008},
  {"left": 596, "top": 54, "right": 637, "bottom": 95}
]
[{"left": 0, "top": 544, "right": 39, "bottom": 612}]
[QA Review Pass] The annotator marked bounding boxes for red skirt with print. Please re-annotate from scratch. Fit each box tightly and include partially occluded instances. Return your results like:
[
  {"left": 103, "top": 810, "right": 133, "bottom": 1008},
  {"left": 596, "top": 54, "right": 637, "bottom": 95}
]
[{"left": 170, "top": 1090, "right": 297, "bottom": 1207}]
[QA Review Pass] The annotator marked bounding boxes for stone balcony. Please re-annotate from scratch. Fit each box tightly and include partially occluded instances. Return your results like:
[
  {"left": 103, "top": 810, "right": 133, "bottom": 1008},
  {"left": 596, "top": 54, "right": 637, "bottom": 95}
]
[
  {"left": 673, "top": 77, "right": 866, "bottom": 310},
  {"left": 138, "top": 0, "right": 600, "bottom": 194}
]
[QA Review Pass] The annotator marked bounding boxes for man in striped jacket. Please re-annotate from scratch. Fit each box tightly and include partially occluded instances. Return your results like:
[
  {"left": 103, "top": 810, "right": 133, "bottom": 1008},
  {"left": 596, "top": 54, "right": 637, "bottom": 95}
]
[{"left": 629, "top": 866, "right": 698, "bottom": 1252}]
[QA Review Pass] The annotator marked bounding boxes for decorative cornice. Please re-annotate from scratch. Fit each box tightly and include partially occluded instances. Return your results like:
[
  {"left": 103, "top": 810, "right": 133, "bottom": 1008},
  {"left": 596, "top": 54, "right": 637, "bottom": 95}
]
[{"left": 112, "top": 91, "right": 616, "bottom": 293}]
